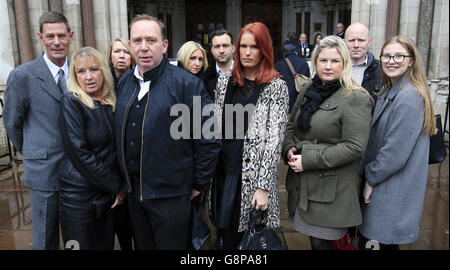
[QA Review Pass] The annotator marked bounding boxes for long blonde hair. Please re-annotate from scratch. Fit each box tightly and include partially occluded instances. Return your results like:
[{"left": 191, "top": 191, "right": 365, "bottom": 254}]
[
  {"left": 311, "top": 35, "right": 370, "bottom": 98},
  {"left": 68, "top": 47, "right": 116, "bottom": 111},
  {"left": 176, "top": 41, "right": 208, "bottom": 71},
  {"left": 380, "top": 36, "right": 436, "bottom": 136}
]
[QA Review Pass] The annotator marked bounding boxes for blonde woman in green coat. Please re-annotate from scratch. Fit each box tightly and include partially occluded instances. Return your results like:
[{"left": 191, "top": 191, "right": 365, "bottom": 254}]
[{"left": 282, "top": 36, "right": 373, "bottom": 250}]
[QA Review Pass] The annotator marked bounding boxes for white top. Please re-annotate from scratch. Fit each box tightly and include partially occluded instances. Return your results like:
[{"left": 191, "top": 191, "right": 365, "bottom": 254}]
[
  {"left": 134, "top": 66, "right": 151, "bottom": 101},
  {"left": 43, "top": 52, "right": 69, "bottom": 83}
]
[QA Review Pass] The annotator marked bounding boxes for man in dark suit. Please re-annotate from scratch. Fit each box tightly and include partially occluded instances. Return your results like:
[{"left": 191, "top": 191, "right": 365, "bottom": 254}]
[
  {"left": 336, "top": 22, "right": 346, "bottom": 39},
  {"left": 275, "top": 42, "right": 310, "bottom": 113},
  {"left": 203, "top": 29, "right": 235, "bottom": 100},
  {"left": 3, "top": 11, "right": 74, "bottom": 250},
  {"left": 298, "top": 33, "right": 309, "bottom": 58}
]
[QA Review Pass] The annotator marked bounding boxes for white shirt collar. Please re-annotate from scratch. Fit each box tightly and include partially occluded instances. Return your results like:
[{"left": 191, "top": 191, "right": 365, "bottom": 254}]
[
  {"left": 353, "top": 54, "right": 368, "bottom": 67},
  {"left": 43, "top": 52, "right": 69, "bottom": 83},
  {"left": 134, "top": 65, "right": 151, "bottom": 101},
  {"left": 216, "top": 60, "right": 234, "bottom": 76}
]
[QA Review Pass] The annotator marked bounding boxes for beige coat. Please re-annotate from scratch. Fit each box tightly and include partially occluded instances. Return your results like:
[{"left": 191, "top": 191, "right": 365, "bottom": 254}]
[{"left": 214, "top": 75, "right": 289, "bottom": 232}]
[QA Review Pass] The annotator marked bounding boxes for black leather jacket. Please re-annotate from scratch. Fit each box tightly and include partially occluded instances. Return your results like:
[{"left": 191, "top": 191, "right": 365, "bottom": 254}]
[{"left": 58, "top": 93, "right": 122, "bottom": 204}]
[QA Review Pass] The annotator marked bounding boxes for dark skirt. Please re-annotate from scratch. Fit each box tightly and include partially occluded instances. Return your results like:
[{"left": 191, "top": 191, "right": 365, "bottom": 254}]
[{"left": 210, "top": 167, "right": 242, "bottom": 229}]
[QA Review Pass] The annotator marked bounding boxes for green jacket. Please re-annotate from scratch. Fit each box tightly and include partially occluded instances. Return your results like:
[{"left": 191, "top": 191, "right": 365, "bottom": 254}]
[{"left": 282, "top": 81, "right": 373, "bottom": 228}]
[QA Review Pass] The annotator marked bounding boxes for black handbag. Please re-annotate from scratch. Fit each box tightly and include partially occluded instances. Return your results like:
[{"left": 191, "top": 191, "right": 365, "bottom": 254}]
[
  {"left": 429, "top": 114, "right": 447, "bottom": 164},
  {"left": 238, "top": 208, "right": 287, "bottom": 250}
]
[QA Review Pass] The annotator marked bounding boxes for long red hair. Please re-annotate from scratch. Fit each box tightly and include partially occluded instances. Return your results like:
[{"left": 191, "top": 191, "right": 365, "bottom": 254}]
[{"left": 233, "top": 22, "right": 280, "bottom": 87}]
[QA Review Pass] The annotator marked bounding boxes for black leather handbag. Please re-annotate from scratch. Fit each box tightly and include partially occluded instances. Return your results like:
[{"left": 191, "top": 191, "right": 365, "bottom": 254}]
[
  {"left": 238, "top": 208, "right": 287, "bottom": 250},
  {"left": 429, "top": 114, "right": 447, "bottom": 164}
]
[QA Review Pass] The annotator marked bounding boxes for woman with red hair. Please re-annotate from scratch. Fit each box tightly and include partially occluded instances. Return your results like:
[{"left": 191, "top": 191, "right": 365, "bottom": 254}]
[{"left": 211, "top": 22, "right": 289, "bottom": 249}]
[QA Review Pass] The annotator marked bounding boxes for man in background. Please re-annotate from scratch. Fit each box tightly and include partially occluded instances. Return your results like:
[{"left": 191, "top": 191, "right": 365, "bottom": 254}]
[
  {"left": 344, "top": 22, "right": 381, "bottom": 101},
  {"left": 204, "top": 29, "right": 235, "bottom": 100}
]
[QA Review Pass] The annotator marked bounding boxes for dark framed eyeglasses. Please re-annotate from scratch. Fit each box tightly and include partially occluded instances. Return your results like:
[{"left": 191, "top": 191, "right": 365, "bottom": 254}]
[{"left": 380, "top": 54, "right": 413, "bottom": 63}]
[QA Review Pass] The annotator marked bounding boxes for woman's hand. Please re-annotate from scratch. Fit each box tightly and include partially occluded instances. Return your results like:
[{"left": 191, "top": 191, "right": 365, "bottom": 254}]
[
  {"left": 190, "top": 189, "right": 201, "bottom": 201},
  {"left": 287, "top": 147, "right": 297, "bottom": 162},
  {"left": 363, "top": 181, "right": 373, "bottom": 204},
  {"left": 111, "top": 185, "right": 126, "bottom": 209},
  {"left": 252, "top": 189, "right": 269, "bottom": 211},
  {"left": 288, "top": 154, "right": 304, "bottom": 173}
]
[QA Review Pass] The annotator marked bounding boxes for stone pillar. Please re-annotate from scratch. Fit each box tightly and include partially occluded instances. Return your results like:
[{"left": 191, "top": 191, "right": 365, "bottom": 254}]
[
  {"left": 416, "top": 0, "right": 434, "bottom": 74},
  {"left": 119, "top": 0, "right": 128, "bottom": 39},
  {"left": 428, "top": 0, "right": 448, "bottom": 79},
  {"left": 351, "top": 0, "right": 371, "bottom": 26},
  {"left": 226, "top": 0, "right": 241, "bottom": 42},
  {"left": 63, "top": 0, "right": 83, "bottom": 58},
  {"left": 385, "top": 0, "right": 401, "bottom": 40},
  {"left": 0, "top": 0, "right": 17, "bottom": 92},
  {"left": 171, "top": 0, "right": 185, "bottom": 57},
  {"left": 399, "top": 0, "right": 420, "bottom": 43},
  {"left": 368, "top": 0, "right": 388, "bottom": 58},
  {"left": 48, "top": 0, "right": 63, "bottom": 12},
  {"left": 93, "top": 0, "right": 111, "bottom": 55},
  {"left": 80, "top": 0, "right": 96, "bottom": 48},
  {"left": 14, "top": 0, "right": 34, "bottom": 63},
  {"left": 109, "top": 0, "right": 121, "bottom": 40},
  {"left": 282, "top": 0, "right": 296, "bottom": 41},
  {"left": 28, "top": 0, "right": 49, "bottom": 58}
]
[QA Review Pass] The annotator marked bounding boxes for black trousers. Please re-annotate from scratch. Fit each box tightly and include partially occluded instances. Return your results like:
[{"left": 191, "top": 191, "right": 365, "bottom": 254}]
[
  {"left": 112, "top": 198, "right": 134, "bottom": 250},
  {"left": 127, "top": 179, "right": 191, "bottom": 250}
]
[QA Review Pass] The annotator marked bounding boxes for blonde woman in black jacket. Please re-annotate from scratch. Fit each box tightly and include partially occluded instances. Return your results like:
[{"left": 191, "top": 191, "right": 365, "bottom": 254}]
[{"left": 58, "top": 47, "right": 126, "bottom": 250}]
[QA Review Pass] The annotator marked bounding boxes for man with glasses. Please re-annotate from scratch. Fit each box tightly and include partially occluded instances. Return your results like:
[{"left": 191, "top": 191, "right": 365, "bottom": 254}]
[
  {"left": 3, "top": 11, "right": 74, "bottom": 250},
  {"left": 344, "top": 22, "right": 381, "bottom": 101}
]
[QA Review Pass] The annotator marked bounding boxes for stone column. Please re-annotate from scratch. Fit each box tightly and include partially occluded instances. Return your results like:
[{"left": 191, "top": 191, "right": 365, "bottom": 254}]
[
  {"left": 49, "top": 0, "right": 63, "bottom": 12},
  {"left": 63, "top": 0, "right": 83, "bottom": 57},
  {"left": 109, "top": 0, "right": 121, "bottom": 40},
  {"left": 93, "top": 0, "right": 111, "bottom": 55},
  {"left": 368, "top": 0, "right": 388, "bottom": 58},
  {"left": 119, "top": 0, "right": 128, "bottom": 39},
  {"left": 171, "top": 0, "right": 185, "bottom": 57},
  {"left": 428, "top": 0, "right": 448, "bottom": 79},
  {"left": 226, "top": 0, "right": 241, "bottom": 41},
  {"left": 351, "top": 0, "right": 371, "bottom": 26},
  {"left": 28, "top": 0, "right": 48, "bottom": 58},
  {"left": 282, "top": 0, "right": 296, "bottom": 41},
  {"left": 385, "top": 0, "right": 401, "bottom": 40},
  {"left": 416, "top": 0, "right": 435, "bottom": 74},
  {"left": 399, "top": 0, "right": 420, "bottom": 43},
  {"left": 0, "top": 0, "right": 17, "bottom": 92},
  {"left": 80, "top": 0, "right": 96, "bottom": 48},
  {"left": 14, "top": 0, "right": 34, "bottom": 63}
]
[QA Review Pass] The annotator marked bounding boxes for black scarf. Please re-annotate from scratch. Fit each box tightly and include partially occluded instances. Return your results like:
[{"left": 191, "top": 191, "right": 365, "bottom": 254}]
[{"left": 297, "top": 75, "right": 342, "bottom": 131}]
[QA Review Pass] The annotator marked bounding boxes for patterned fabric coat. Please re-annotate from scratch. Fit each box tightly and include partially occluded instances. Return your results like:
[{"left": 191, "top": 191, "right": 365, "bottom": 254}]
[{"left": 214, "top": 75, "right": 289, "bottom": 232}]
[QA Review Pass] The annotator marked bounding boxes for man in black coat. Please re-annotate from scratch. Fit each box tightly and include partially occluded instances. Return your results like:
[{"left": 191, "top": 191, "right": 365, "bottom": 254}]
[
  {"left": 344, "top": 22, "right": 381, "bottom": 101},
  {"left": 203, "top": 29, "right": 235, "bottom": 100},
  {"left": 115, "top": 15, "right": 221, "bottom": 250},
  {"left": 275, "top": 42, "right": 311, "bottom": 113}
]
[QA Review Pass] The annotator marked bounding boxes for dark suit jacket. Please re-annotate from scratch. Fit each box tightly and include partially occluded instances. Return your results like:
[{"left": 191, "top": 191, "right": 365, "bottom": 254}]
[{"left": 3, "top": 53, "right": 66, "bottom": 191}]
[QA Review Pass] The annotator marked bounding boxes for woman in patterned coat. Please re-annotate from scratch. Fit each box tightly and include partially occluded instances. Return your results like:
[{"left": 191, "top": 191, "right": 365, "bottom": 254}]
[{"left": 210, "top": 22, "right": 289, "bottom": 249}]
